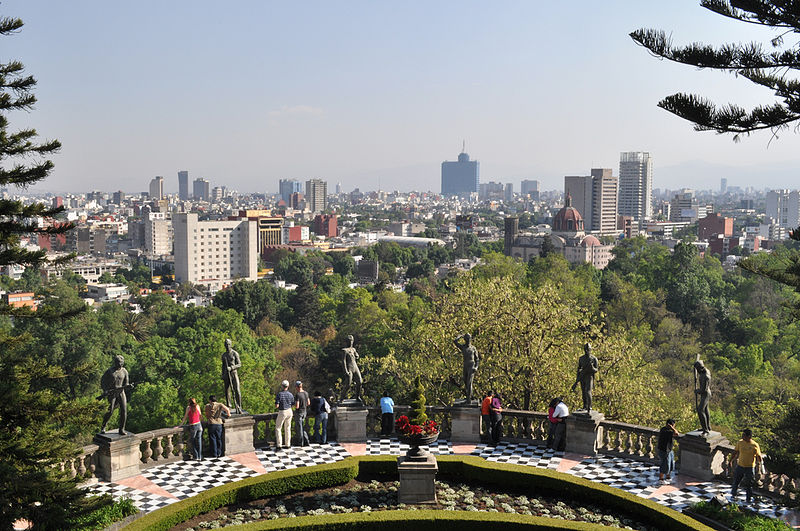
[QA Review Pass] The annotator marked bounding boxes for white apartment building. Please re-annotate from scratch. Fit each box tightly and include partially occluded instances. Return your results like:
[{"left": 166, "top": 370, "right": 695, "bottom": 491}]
[
  {"left": 173, "top": 213, "right": 258, "bottom": 287},
  {"left": 619, "top": 152, "right": 653, "bottom": 221},
  {"left": 766, "top": 190, "right": 800, "bottom": 233},
  {"left": 144, "top": 212, "right": 173, "bottom": 256}
]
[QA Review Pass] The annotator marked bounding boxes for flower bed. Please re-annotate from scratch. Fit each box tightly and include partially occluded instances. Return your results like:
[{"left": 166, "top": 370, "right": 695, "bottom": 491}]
[{"left": 176, "top": 479, "right": 658, "bottom": 530}]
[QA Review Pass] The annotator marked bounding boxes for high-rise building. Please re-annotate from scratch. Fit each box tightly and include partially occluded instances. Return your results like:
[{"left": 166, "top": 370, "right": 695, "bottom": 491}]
[
  {"left": 178, "top": 170, "right": 189, "bottom": 200},
  {"left": 441, "top": 151, "right": 479, "bottom": 198},
  {"left": 720, "top": 178, "right": 728, "bottom": 194},
  {"left": 504, "top": 183, "right": 513, "bottom": 203},
  {"left": 479, "top": 181, "right": 504, "bottom": 201},
  {"left": 590, "top": 168, "right": 618, "bottom": 235},
  {"left": 112, "top": 191, "right": 125, "bottom": 206},
  {"left": 193, "top": 178, "right": 210, "bottom": 201},
  {"left": 618, "top": 152, "right": 653, "bottom": 221},
  {"left": 149, "top": 176, "right": 164, "bottom": 200},
  {"left": 670, "top": 189, "right": 697, "bottom": 222},
  {"left": 305, "top": 179, "right": 327, "bottom": 213},
  {"left": 520, "top": 179, "right": 540, "bottom": 200},
  {"left": 279, "top": 179, "right": 303, "bottom": 203},
  {"left": 212, "top": 186, "right": 224, "bottom": 202},
  {"left": 143, "top": 210, "right": 173, "bottom": 256},
  {"left": 313, "top": 214, "right": 338, "bottom": 238},
  {"left": 766, "top": 189, "right": 800, "bottom": 231},
  {"left": 173, "top": 212, "right": 258, "bottom": 286},
  {"left": 564, "top": 175, "right": 593, "bottom": 228}
]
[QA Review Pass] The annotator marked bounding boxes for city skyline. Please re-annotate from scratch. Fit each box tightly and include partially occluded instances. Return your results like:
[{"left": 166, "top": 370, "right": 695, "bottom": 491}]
[{"left": 5, "top": 1, "right": 800, "bottom": 194}]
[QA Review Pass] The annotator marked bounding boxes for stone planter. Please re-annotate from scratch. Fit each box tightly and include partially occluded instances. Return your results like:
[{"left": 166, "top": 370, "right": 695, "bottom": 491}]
[{"left": 397, "top": 432, "right": 439, "bottom": 460}]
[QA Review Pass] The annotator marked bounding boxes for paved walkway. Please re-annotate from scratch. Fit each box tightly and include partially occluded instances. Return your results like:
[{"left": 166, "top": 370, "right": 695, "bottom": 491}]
[{"left": 85, "top": 439, "right": 800, "bottom": 527}]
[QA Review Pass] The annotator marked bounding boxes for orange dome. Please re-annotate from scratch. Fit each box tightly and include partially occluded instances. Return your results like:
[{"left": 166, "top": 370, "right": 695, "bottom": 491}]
[
  {"left": 580, "top": 235, "right": 601, "bottom": 247},
  {"left": 553, "top": 194, "right": 584, "bottom": 233}
]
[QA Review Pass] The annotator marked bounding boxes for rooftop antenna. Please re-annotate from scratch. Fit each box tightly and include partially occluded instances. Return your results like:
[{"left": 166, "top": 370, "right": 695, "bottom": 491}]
[{"left": 462, "top": 139, "right": 466, "bottom": 153}]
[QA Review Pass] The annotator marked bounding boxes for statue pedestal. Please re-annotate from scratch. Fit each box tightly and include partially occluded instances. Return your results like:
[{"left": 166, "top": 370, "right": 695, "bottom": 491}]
[
  {"left": 93, "top": 432, "right": 140, "bottom": 482},
  {"left": 397, "top": 454, "right": 438, "bottom": 504},
  {"left": 450, "top": 403, "right": 481, "bottom": 443},
  {"left": 679, "top": 430, "right": 729, "bottom": 480},
  {"left": 565, "top": 410, "right": 604, "bottom": 456},
  {"left": 334, "top": 405, "right": 368, "bottom": 443},
  {"left": 223, "top": 414, "right": 255, "bottom": 456}
]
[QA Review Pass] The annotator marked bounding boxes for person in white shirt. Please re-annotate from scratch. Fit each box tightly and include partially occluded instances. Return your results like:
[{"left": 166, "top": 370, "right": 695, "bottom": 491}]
[{"left": 551, "top": 397, "right": 569, "bottom": 452}]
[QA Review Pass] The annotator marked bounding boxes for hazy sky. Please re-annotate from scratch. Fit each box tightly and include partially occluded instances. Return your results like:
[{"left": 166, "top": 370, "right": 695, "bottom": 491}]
[{"left": 4, "top": 1, "right": 799, "bottom": 194}]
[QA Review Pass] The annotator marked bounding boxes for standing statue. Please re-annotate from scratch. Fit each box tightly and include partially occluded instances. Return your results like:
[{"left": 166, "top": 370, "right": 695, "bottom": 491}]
[
  {"left": 453, "top": 333, "right": 480, "bottom": 402},
  {"left": 694, "top": 359, "right": 711, "bottom": 435},
  {"left": 222, "top": 338, "right": 242, "bottom": 414},
  {"left": 571, "top": 342, "right": 599, "bottom": 412},
  {"left": 342, "top": 335, "right": 363, "bottom": 402},
  {"left": 99, "top": 354, "right": 132, "bottom": 435}
]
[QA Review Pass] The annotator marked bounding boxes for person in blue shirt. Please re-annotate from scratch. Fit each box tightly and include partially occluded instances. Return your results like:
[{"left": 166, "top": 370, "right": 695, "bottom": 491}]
[{"left": 379, "top": 391, "right": 395, "bottom": 437}]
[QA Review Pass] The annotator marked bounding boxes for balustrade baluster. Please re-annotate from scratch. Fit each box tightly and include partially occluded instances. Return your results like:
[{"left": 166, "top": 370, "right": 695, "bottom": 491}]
[
  {"left": 614, "top": 429, "right": 623, "bottom": 452},
  {"left": 174, "top": 433, "right": 185, "bottom": 459},
  {"left": 152, "top": 436, "right": 163, "bottom": 461},
  {"left": 140, "top": 438, "right": 153, "bottom": 464},
  {"left": 164, "top": 433, "right": 174, "bottom": 458},
  {"left": 77, "top": 456, "right": 87, "bottom": 478},
  {"left": 634, "top": 432, "right": 644, "bottom": 456},
  {"left": 625, "top": 431, "right": 634, "bottom": 455},
  {"left": 645, "top": 435, "right": 655, "bottom": 458}
]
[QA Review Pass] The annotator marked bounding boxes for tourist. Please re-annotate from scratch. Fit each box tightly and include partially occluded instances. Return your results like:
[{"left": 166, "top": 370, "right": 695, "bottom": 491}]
[
  {"left": 481, "top": 391, "right": 492, "bottom": 440},
  {"left": 310, "top": 390, "right": 330, "bottom": 443},
  {"left": 294, "top": 381, "right": 310, "bottom": 446},
  {"left": 179, "top": 398, "right": 203, "bottom": 461},
  {"left": 730, "top": 428, "right": 763, "bottom": 504},
  {"left": 550, "top": 397, "right": 569, "bottom": 452},
  {"left": 657, "top": 419, "right": 681, "bottom": 483},
  {"left": 546, "top": 397, "right": 560, "bottom": 449},
  {"left": 379, "top": 391, "right": 395, "bottom": 437},
  {"left": 275, "top": 380, "right": 294, "bottom": 449},
  {"left": 204, "top": 395, "right": 230, "bottom": 458},
  {"left": 490, "top": 391, "right": 503, "bottom": 446}
]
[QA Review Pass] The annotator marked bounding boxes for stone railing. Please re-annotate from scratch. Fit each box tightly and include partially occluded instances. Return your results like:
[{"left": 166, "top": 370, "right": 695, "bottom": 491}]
[
  {"left": 713, "top": 443, "right": 798, "bottom": 500},
  {"left": 364, "top": 406, "right": 452, "bottom": 439},
  {"left": 252, "top": 412, "right": 279, "bottom": 447},
  {"left": 501, "top": 409, "right": 550, "bottom": 444},
  {"left": 138, "top": 427, "right": 185, "bottom": 469},
  {"left": 62, "top": 444, "right": 99, "bottom": 480},
  {"left": 599, "top": 421, "right": 660, "bottom": 461}
]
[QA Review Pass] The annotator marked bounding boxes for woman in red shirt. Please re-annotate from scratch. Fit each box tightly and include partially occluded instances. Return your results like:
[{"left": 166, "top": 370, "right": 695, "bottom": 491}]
[
  {"left": 481, "top": 392, "right": 492, "bottom": 440},
  {"left": 180, "top": 398, "right": 203, "bottom": 460}
]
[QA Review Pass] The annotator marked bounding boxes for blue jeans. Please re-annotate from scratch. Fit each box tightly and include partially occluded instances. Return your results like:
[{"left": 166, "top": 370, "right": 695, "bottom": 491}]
[
  {"left": 188, "top": 423, "right": 203, "bottom": 460},
  {"left": 208, "top": 423, "right": 223, "bottom": 457},
  {"left": 314, "top": 412, "right": 328, "bottom": 443},
  {"left": 658, "top": 449, "right": 674, "bottom": 476},
  {"left": 295, "top": 411, "right": 309, "bottom": 445},
  {"left": 731, "top": 465, "right": 755, "bottom": 502}
]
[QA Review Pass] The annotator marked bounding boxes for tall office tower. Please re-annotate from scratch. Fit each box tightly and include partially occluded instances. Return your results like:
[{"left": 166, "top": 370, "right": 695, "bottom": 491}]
[
  {"left": 279, "top": 179, "right": 303, "bottom": 203},
  {"left": 520, "top": 179, "right": 540, "bottom": 200},
  {"left": 173, "top": 212, "right": 258, "bottom": 286},
  {"left": 670, "top": 189, "right": 697, "bottom": 222},
  {"left": 766, "top": 189, "right": 800, "bottom": 229},
  {"left": 178, "top": 170, "right": 189, "bottom": 200},
  {"left": 211, "top": 187, "right": 224, "bottom": 202},
  {"left": 564, "top": 175, "right": 594, "bottom": 228},
  {"left": 441, "top": 150, "right": 479, "bottom": 198},
  {"left": 144, "top": 211, "right": 173, "bottom": 256},
  {"left": 618, "top": 152, "right": 653, "bottom": 221},
  {"left": 305, "top": 178, "right": 327, "bottom": 213},
  {"left": 112, "top": 191, "right": 125, "bottom": 206},
  {"left": 193, "top": 178, "right": 210, "bottom": 201},
  {"left": 590, "top": 168, "right": 618, "bottom": 235},
  {"left": 504, "top": 216, "right": 519, "bottom": 256},
  {"left": 720, "top": 178, "right": 728, "bottom": 194},
  {"left": 149, "top": 176, "right": 164, "bottom": 200},
  {"left": 504, "top": 183, "right": 513, "bottom": 203},
  {"left": 336, "top": 182, "right": 342, "bottom": 195}
]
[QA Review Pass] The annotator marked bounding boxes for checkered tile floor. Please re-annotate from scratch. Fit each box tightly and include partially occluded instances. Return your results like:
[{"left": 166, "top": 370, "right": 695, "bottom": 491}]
[
  {"left": 83, "top": 440, "right": 797, "bottom": 525},
  {"left": 366, "top": 436, "right": 453, "bottom": 455}
]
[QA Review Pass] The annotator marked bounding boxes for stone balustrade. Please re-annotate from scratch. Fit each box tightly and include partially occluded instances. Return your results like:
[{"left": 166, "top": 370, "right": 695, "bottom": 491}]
[
  {"left": 501, "top": 409, "right": 550, "bottom": 444},
  {"left": 138, "top": 427, "right": 185, "bottom": 469},
  {"left": 252, "top": 413, "right": 279, "bottom": 447},
  {"left": 62, "top": 444, "right": 99, "bottom": 480},
  {"left": 599, "top": 421, "right": 660, "bottom": 461}
]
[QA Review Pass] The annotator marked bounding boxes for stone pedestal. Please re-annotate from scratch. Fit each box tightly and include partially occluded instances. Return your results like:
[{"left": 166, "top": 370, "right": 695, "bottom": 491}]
[
  {"left": 93, "top": 432, "right": 141, "bottom": 482},
  {"left": 223, "top": 414, "right": 255, "bottom": 456},
  {"left": 334, "top": 405, "right": 368, "bottom": 443},
  {"left": 679, "top": 430, "right": 729, "bottom": 480},
  {"left": 397, "top": 454, "right": 438, "bottom": 504},
  {"left": 450, "top": 404, "right": 481, "bottom": 443},
  {"left": 565, "top": 410, "right": 604, "bottom": 456}
]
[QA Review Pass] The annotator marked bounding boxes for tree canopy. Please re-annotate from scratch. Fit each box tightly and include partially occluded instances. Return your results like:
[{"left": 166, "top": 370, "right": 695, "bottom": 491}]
[{"left": 631, "top": 0, "right": 800, "bottom": 138}]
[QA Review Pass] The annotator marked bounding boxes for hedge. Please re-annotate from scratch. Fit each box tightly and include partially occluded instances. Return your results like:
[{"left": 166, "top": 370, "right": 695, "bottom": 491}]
[{"left": 121, "top": 455, "right": 714, "bottom": 531}]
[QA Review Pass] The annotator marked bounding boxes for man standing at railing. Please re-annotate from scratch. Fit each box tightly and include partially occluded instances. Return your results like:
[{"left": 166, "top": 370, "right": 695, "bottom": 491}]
[
  {"left": 657, "top": 419, "right": 681, "bottom": 484},
  {"left": 730, "top": 428, "right": 763, "bottom": 505},
  {"left": 550, "top": 397, "right": 569, "bottom": 452},
  {"left": 274, "top": 380, "right": 294, "bottom": 450}
]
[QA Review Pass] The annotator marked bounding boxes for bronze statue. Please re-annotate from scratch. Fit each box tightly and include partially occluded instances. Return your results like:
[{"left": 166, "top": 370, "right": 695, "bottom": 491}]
[
  {"left": 694, "top": 359, "right": 711, "bottom": 435},
  {"left": 453, "top": 333, "right": 480, "bottom": 402},
  {"left": 571, "top": 342, "right": 599, "bottom": 412},
  {"left": 99, "top": 354, "right": 132, "bottom": 435},
  {"left": 222, "top": 338, "right": 242, "bottom": 414},
  {"left": 342, "top": 335, "right": 363, "bottom": 402}
]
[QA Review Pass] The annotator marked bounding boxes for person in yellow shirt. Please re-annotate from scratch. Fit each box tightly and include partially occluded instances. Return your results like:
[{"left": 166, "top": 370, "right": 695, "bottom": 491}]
[{"left": 729, "top": 428, "right": 763, "bottom": 504}]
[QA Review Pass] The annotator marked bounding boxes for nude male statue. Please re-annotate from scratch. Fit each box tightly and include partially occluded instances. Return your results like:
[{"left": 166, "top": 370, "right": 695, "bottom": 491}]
[
  {"left": 453, "top": 333, "right": 480, "bottom": 402},
  {"left": 342, "top": 335, "right": 363, "bottom": 402},
  {"left": 694, "top": 359, "right": 712, "bottom": 435},
  {"left": 222, "top": 338, "right": 242, "bottom": 414},
  {"left": 99, "top": 354, "right": 131, "bottom": 435}
]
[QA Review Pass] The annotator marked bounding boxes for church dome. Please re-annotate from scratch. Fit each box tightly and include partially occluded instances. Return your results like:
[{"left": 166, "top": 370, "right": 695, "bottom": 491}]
[
  {"left": 553, "top": 195, "right": 584, "bottom": 234},
  {"left": 580, "top": 235, "right": 601, "bottom": 247}
]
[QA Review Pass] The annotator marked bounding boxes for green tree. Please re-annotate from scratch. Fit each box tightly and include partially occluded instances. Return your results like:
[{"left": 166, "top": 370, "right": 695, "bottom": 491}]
[
  {"left": 631, "top": 1, "right": 800, "bottom": 137},
  {"left": 213, "top": 280, "right": 288, "bottom": 329}
]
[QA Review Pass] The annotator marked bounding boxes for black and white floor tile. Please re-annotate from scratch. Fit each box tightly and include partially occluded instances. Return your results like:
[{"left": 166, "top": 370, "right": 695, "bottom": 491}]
[
  {"left": 366, "top": 437, "right": 453, "bottom": 455},
  {"left": 653, "top": 481, "right": 790, "bottom": 519},
  {"left": 471, "top": 442, "right": 564, "bottom": 470},
  {"left": 84, "top": 482, "right": 178, "bottom": 513},
  {"left": 568, "top": 455, "right": 662, "bottom": 496},
  {"left": 140, "top": 456, "right": 261, "bottom": 499},
  {"left": 255, "top": 443, "right": 350, "bottom": 472}
]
